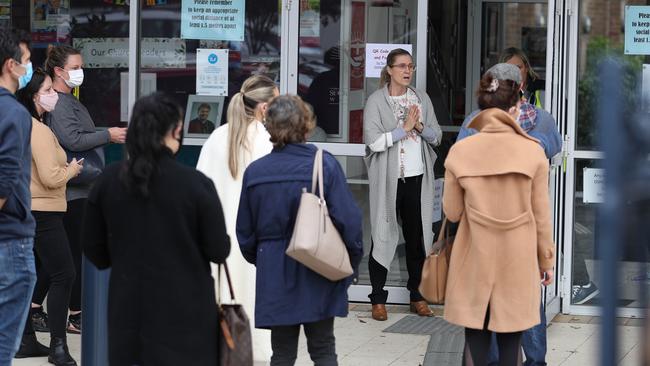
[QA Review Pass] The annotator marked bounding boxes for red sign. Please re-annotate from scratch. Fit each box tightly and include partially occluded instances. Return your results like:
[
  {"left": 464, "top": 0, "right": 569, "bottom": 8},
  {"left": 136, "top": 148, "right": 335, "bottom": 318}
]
[
  {"left": 350, "top": 1, "right": 365, "bottom": 91},
  {"left": 349, "top": 109, "right": 364, "bottom": 143}
]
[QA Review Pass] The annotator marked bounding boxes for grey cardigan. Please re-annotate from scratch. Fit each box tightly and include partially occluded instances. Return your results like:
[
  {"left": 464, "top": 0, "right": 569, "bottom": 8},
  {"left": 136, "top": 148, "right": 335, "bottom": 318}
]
[
  {"left": 363, "top": 85, "right": 442, "bottom": 270},
  {"left": 46, "top": 92, "right": 110, "bottom": 201}
]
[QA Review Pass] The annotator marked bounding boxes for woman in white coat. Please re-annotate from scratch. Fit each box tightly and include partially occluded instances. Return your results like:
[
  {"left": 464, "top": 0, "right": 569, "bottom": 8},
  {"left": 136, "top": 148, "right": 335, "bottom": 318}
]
[{"left": 196, "top": 75, "right": 278, "bottom": 363}]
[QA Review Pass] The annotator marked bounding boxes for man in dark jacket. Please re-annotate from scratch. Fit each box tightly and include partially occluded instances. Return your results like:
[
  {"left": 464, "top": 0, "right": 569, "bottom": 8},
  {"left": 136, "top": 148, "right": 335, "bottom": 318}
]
[{"left": 0, "top": 28, "right": 37, "bottom": 363}]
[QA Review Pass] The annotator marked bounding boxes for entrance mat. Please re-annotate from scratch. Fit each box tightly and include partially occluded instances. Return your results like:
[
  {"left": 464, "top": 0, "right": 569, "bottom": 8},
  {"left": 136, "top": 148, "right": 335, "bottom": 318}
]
[{"left": 383, "top": 316, "right": 464, "bottom": 366}]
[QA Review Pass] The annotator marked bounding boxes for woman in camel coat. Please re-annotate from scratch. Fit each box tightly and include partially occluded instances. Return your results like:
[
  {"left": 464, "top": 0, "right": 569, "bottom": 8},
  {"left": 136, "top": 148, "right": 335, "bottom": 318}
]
[{"left": 442, "top": 63, "right": 555, "bottom": 366}]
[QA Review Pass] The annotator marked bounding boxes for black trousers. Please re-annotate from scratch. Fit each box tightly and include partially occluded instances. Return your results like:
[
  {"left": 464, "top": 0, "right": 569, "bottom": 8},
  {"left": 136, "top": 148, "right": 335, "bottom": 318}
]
[
  {"left": 23, "top": 211, "right": 75, "bottom": 338},
  {"left": 270, "top": 318, "right": 337, "bottom": 366},
  {"left": 368, "top": 175, "right": 425, "bottom": 304},
  {"left": 464, "top": 307, "right": 522, "bottom": 366},
  {"left": 32, "top": 199, "right": 85, "bottom": 311}
]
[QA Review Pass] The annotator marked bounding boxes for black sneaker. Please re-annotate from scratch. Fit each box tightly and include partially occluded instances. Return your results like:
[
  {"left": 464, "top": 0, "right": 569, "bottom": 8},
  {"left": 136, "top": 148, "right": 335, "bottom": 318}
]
[
  {"left": 67, "top": 313, "right": 81, "bottom": 334},
  {"left": 31, "top": 307, "right": 49, "bottom": 333},
  {"left": 572, "top": 281, "right": 600, "bottom": 305}
]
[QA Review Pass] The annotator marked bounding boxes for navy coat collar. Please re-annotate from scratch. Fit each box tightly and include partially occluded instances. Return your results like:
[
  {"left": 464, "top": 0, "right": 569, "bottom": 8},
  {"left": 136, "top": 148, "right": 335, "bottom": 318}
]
[{"left": 272, "top": 142, "right": 317, "bottom": 156}]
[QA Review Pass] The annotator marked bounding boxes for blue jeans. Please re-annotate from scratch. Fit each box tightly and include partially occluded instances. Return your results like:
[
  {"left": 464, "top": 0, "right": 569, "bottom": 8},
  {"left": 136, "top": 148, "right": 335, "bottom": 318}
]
[
  {"left": 487, "top": 302, "right": 547, "bottom": 366},
  {"left": 0, "top": 238, "right": 36, "bottom": 365}
]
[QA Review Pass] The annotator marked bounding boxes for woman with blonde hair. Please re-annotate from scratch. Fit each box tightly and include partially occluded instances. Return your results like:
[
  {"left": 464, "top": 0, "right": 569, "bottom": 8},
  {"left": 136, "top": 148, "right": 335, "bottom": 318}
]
[{"left": 197, "top": 74, "right": 278, "bottom": 363}]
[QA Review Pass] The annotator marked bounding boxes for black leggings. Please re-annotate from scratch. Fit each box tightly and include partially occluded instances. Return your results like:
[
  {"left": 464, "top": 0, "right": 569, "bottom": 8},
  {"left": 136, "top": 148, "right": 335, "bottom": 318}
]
[
  {"left": 32, "top": 199, "right": 84, "bottom": 312},
  {"left": 23, "top": 211, "right": 75, "bottom": 338},
  {"left": 368, "top": 175, "right": 426, "bottom": 304},
  {"left": 464, "top": 307, "right": 522, "bottom": 366}
]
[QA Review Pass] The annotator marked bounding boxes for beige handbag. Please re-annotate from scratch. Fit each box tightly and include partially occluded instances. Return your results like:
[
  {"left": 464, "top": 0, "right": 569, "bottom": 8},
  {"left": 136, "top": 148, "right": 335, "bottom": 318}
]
[
  {"left": 286, "top": 148, "right": 353, "bottom": 281},
  {"left": 419, "top": 218, "right": 454, "bottom": 304}
]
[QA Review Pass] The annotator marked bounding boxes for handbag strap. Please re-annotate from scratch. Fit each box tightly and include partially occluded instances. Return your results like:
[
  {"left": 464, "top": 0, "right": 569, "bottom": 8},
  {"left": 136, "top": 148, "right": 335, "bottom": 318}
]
[
  {"left": 217, "top": 262, "right": 236, "bottom": 305},
  {"left": 311, "top": 149, "right": 325, "bottom": 200},
  {"left": 439, "top": 218, "right": 448, "bottom": 240}
]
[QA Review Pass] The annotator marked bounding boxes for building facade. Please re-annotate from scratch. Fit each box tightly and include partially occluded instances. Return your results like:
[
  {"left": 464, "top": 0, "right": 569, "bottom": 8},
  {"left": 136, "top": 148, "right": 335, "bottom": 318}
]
[{"left": 4, "top": 0, "right": 648, "bottom": 323}]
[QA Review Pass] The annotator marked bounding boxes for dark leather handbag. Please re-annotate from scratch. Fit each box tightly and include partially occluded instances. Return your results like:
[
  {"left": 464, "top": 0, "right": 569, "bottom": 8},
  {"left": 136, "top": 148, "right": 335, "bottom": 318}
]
[
  {"left": 419, "top": 218, "right": 455, "bottom": 304},
  {"left": 218, "top": 263, "right": 253, "bottom": 366},
  {"left": 65, "top": 147, "right": 105, "bottom": 186}
]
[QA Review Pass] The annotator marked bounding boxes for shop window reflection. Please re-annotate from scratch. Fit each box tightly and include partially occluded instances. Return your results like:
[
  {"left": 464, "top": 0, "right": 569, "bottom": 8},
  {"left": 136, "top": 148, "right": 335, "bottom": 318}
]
[
  {"left": 572, "top": 159, "right": 649, "bottom": 308},
  {"left": 139, "top": 1, "right": 282, "bottom": 131}
]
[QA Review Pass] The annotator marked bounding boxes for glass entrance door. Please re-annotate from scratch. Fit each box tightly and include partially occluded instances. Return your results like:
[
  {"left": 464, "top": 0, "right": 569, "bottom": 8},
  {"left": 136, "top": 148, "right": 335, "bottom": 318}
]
[
  {"left": 289, "top": 0, "right": 428, "bottom": 303},
  {"left": 468, "top": 0, "right": 563, "bottom": 319},
  {"left": 562, "top": 0, "right": 649, "bottom": 316}
]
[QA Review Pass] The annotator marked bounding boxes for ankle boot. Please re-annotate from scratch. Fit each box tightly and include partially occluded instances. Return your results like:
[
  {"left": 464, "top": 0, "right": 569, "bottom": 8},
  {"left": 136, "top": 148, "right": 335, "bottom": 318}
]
[
  {"left": 14, "top": 332, "right": 49, "bottom": 358},
  {"left": 48, "top": 337, "right": 77, "bottom": 366}
]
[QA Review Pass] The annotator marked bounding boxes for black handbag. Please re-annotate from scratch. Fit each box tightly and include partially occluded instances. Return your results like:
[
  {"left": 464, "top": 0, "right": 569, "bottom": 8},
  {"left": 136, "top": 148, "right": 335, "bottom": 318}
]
[
  {"left": 65, "top": 147, "right": 105, "bottom": 186},
  {"left": 218, "top": 263, "right": 253, "bottom": 366}
]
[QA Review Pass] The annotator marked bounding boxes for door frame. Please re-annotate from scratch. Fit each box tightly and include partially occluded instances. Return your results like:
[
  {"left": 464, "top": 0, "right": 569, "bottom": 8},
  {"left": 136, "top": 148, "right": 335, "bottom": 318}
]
[
  {"left": 336, "top": 0, "right": 429, "bottom": 303},
  {"left": 467, "top": 0, "right": 563, "bottom": 321},
  {"left": 559, "top": 0, "right": 644, "bottom": 318}
]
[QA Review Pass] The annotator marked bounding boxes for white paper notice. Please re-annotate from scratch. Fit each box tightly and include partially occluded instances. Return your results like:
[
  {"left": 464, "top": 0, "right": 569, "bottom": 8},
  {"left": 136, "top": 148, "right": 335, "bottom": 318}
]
[
  {"left": 365, "top": 43, "right": 412, "bottom": 78},
  {"left": 196, "top": 49, "right": 228, "bottom": 96},
  {"left": 432, "top": 178, "right": 444, "bottom": 223},
  {"left": 583, "top": 168, "right": 605, "bottom": 204}
]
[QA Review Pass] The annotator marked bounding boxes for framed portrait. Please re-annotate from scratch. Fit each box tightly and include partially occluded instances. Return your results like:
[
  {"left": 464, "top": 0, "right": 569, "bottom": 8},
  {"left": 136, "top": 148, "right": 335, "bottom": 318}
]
[{"left": 184, "top": 95, "right": 224, "bottom": 138}]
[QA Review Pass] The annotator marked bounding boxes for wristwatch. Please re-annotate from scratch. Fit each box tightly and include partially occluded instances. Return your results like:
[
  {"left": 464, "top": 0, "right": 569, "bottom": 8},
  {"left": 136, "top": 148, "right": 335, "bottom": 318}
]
[{"left": 414, "top": 122, "right": 424, "bottom": 134}]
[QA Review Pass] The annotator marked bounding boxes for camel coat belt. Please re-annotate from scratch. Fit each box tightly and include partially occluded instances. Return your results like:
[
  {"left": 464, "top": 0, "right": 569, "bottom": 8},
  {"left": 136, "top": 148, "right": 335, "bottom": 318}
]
[{"left": 442, "top": 108, "right": 555, "bottom": 333}]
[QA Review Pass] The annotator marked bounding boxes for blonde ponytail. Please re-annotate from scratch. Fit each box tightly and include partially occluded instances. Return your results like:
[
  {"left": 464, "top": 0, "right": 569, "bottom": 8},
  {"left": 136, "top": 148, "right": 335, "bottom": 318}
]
[{"left": 226, "top": 75, "right": 277, "bottom": 179}]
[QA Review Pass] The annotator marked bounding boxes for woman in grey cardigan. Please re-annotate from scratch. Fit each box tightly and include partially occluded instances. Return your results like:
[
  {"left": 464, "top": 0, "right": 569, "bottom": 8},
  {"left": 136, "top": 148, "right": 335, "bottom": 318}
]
[{"left": 363, "top": 48, "right": 442, "bottom": 321}]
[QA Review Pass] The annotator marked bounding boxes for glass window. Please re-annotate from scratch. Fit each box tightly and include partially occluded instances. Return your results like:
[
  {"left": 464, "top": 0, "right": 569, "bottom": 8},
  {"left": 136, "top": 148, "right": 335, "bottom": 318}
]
[
  {"left": 481, "top": 3, "right": 548, "bottom": 81},
  {"left": 571, "top": 159, "right": 650, "bottom": 308},
  {"left": 570, "top": 0, "right": 650, "bottom": 308},
  {"left": 7, "top": 1, "right": 131, "bottom": 128},
  {"left": 139, "top": 0, "right": 281, "bottom": 136},
  {"left": 297, "top": 0, "right": 419, "bottom": 144},
  {"left": 576, "top": 0, "right": 645, "bottom": 150}
]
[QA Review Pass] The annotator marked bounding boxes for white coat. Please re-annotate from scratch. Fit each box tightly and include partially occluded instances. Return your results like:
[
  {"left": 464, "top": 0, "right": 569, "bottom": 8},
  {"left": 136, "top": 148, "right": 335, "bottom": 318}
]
[{"left": 196, "top": 120, "right": 273, "bottom": 362}]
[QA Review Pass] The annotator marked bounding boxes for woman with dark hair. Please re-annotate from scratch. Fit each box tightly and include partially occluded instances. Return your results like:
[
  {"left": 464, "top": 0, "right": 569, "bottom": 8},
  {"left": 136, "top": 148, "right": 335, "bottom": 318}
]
[
  {"left": 82, "top": 92, "right": 230, "bottom": 365},
  {"left": 14, "top": 68, "right": 81, "bottom": 365},
  {"left": 363, "top": 48, "right": 442, "bottom": 321},
  {"left": 237, "top": 95, "right": 363, "bottom": 365},
  {"left": 442, "top": 63, "right": 554, "bottom": 366}
]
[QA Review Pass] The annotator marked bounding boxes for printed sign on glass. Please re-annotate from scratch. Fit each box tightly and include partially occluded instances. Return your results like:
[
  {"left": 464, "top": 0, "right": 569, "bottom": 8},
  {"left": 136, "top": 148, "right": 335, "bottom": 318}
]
[
  {"left": 365, "top": 43, "right": 412, "bottom": 78},
  {"left": 181, "top": 0, "right": 245, "bottom": 41},
  {"left": 196, "top": 48, "right": 229, "bottom": 96}
]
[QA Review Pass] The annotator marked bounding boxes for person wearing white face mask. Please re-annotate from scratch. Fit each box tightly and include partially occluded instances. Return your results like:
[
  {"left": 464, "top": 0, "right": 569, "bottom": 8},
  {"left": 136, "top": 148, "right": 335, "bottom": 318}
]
[
  {"left": 39, "top": 45, "right": 126, "bottom": 334},
  {"left": 15, "top": 68, "right": 82, "bottom": 365}
]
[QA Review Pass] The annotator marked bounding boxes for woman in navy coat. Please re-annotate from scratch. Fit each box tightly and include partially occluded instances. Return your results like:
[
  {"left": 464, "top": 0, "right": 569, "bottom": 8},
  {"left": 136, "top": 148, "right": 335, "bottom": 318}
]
[{"left": 237, "top": 95, "right": 363, "bottom": 365}]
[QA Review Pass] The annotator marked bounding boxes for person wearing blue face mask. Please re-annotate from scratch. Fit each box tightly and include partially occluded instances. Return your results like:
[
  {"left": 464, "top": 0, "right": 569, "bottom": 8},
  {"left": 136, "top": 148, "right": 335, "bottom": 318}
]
[
  {"left": 18, "top": 60, "right": 33, "bottom": 90},
  {"left": 0, "top": 27, "right": 37, "bottom": 364}
]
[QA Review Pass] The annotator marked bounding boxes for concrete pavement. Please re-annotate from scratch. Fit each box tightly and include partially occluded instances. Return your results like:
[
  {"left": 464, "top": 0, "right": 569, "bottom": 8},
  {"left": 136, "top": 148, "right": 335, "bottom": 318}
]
[{"left": 13, "top": 304, "right": 644, "bottom": 365}]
